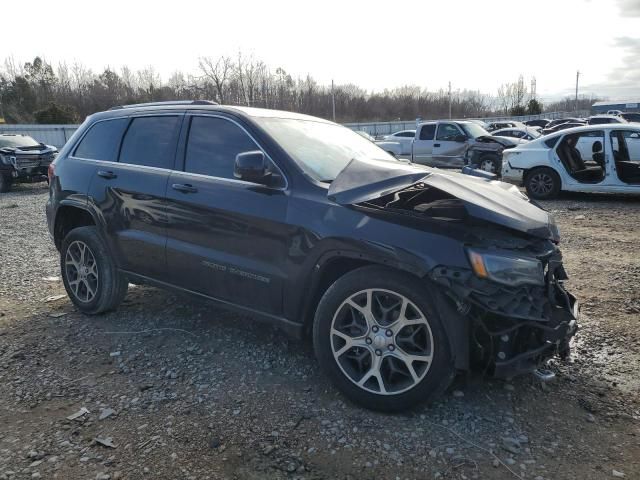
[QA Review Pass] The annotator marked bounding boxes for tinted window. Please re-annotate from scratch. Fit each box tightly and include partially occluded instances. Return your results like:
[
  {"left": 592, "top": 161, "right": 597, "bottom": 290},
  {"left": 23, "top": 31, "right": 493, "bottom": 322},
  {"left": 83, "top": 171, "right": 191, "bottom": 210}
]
[
  {"left": 74, "top": 118, "right": 128, "bottom": 161},
  {"left": 396, "top": 131, "right": 415, "bottom": 137},
  {"left": 419, "top": 124, "right": 436, "bottom": 140},
  {"left": 436, "top": 124, "right": 461, "bottom": 141},
  {"left": 544, "top": 136, "right": 560, "bottom": 148},
  {"left": 185, "top": 116, "right": 259, "bottom": 179},
  {"left": 119, "top": 116, "right": 180, "bottom": 169}
]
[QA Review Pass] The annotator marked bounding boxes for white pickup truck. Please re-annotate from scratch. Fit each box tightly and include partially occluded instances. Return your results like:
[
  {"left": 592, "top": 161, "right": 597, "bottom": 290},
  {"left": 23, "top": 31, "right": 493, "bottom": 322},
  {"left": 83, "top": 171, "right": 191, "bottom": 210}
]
[{"left": 376, "top": 120, "right": 525, "bottom": 170}]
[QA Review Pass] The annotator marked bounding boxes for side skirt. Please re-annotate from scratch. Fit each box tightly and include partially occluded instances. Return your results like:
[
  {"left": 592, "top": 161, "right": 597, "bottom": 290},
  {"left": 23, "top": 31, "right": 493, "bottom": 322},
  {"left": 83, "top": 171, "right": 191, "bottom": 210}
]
[{"left": 121, "top": 270, "right": 304, "bottom": 339}]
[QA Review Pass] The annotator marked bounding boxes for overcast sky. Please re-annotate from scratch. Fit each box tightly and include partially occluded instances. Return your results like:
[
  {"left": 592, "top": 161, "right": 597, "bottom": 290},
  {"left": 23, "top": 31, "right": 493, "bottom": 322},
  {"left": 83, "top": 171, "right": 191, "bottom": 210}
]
[{"left": 4, "top": 0, "right": 640, "bottom": 101}]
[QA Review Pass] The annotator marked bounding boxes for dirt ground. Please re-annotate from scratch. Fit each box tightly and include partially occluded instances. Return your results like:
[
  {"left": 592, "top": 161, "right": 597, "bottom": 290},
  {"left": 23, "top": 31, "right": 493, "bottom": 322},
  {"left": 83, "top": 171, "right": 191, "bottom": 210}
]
[{"left": 1, "top": 182, "right": 639, "bottom": 480}]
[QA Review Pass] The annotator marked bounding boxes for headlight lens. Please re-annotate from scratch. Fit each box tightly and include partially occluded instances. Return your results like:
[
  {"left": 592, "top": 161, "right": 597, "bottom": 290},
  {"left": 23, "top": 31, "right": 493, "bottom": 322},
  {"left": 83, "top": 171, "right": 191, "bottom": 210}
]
[{"left": 467, "top": 249, "right": 544, "bottom": 286}]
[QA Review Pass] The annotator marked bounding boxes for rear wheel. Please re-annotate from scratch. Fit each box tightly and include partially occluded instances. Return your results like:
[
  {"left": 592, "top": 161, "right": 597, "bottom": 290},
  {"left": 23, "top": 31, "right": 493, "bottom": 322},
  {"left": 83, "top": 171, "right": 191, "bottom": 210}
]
[
  {"left": 525, "top": 167, "right": 561, "bottom": 199},
  {"left": 313, "top": 266, "right": 454, "bottom": 412},
  {"left": 60, "top": 226, "right": 128, "bottom": 314},
  {"left": 0, "top": 173, "right": 12, "bottom": 193}
]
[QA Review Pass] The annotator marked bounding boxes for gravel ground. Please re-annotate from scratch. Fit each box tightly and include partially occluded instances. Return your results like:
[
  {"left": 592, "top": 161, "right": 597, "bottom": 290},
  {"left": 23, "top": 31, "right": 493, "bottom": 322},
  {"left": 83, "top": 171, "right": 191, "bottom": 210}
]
[{"left": 1, "top": 182, "right": 639, "bottom": 480}]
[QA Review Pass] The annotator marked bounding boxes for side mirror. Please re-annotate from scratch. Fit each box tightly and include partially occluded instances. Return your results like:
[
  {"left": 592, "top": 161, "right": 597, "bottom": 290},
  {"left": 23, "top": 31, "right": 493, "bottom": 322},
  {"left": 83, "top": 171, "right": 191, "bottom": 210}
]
[
  {"left": 234, "top": 151, "right": 268, "bottom": 184},
  {"left": 454, "top": 134, "right": 467, "bottom": 143}
]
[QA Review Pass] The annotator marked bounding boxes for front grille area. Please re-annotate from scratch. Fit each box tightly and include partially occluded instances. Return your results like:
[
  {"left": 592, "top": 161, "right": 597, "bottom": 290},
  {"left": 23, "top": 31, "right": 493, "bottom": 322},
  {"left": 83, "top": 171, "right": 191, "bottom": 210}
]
[{"left": 14, "top": 155, "right": 53, "bottom": 169}]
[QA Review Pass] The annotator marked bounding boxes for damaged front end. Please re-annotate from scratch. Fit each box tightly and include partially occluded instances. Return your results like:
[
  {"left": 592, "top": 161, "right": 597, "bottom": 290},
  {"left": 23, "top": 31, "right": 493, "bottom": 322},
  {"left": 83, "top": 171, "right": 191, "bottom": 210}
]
[
  {"left": 329, "top": 158, "right": 579, "bottom": 379},
  {"left": 430, "top": 245, "right": 578, "bottom": 378}
]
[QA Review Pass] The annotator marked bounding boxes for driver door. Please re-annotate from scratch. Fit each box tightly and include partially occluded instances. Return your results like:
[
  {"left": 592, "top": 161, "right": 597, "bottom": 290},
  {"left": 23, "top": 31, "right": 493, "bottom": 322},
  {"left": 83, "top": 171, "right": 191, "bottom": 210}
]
[
  {"left": 164, "top": 114, "right": 291, "bottom": 315},
  {"left": 432, "top": 123, "right": 467, "bottom": 167}
]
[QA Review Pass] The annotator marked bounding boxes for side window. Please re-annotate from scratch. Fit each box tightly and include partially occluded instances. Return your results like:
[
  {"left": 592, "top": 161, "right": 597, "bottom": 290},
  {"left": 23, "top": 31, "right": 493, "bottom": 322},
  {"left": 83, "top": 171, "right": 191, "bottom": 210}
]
[
  {"left": 419, "top": 124, "right": 436, "bottom": 140},
  {"left": 119, "top": 116, "right": 181, "bottom": 169},
  {"left": 436, "top": 124, "right": 461, "bottom": 141},
  {"left": 612, "top": 130, "right": 640, "bottom": 162},
  {"left": 184, "top": 116, "right": 260, "bottom": 179},
  {"left": 398, "top": 131, "right": 414, "bottom": 137},
  {"left": 74, "top": 118, "right": 128, "bottom": 161}
]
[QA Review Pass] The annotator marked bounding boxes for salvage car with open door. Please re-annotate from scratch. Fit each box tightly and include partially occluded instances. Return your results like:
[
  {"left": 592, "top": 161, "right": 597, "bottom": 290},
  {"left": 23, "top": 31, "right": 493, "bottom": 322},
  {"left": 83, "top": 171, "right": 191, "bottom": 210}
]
[{"left": 502, "top": 124, "right": 640, "bottom": 198}]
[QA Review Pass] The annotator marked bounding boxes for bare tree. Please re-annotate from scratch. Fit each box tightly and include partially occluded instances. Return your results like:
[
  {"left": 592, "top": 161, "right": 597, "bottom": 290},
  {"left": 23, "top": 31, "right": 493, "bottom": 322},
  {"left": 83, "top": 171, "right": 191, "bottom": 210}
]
[{"left": 198, "top": 56, "right": 233, "bottom": 104}]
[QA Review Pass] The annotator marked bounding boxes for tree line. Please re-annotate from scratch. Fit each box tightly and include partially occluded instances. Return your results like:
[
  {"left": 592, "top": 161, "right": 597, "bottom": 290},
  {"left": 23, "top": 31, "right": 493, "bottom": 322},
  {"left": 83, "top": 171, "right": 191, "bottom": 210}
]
[{"left": 0, "top": 56, "right": 598, "bottom": 124}]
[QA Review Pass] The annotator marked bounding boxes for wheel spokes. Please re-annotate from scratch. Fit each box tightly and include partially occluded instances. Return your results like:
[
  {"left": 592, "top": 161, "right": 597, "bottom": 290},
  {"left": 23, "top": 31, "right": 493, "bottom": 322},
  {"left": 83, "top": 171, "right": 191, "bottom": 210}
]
[
  {"left": 330, "top": 288, "right": 434, "bottom": 395},
  {"left": 64, "top": 240, "right": 99, "bottom": 303}
]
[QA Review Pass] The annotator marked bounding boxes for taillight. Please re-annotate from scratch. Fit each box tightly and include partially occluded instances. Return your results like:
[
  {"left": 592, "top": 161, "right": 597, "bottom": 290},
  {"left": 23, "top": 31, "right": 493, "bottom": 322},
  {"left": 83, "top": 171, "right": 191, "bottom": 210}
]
[{"left": 48, "top": 163, "right": 55, "bottom": 182}]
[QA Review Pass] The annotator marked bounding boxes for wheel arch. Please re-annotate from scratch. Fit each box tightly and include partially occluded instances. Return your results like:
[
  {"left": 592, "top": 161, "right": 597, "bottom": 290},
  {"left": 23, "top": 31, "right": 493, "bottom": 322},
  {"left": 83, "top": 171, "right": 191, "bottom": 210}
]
[
  {"left": 53, "top": 201, "right": 99, "bottom": 250},
  {"left": 298, "top": 251, "right": 468, "bottom": 370},
  {"left": 299, "top": 250, "right": 429, "bottom": 338}
]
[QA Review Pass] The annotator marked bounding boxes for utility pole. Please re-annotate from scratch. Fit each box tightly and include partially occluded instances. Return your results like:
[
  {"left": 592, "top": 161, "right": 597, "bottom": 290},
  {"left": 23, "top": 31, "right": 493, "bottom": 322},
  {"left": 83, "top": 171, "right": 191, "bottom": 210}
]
[
  {"left": 448, "top": 81, "right": 452, "bottom": 119},
  {"left": 530, "top": 77, "right": 537, "bottom": 100},
  {"left": 575, "top": 70, "right": 580, "bottom": 113},
  {"left": 331, "top": 79, "right": 336, "bottom": 122}
]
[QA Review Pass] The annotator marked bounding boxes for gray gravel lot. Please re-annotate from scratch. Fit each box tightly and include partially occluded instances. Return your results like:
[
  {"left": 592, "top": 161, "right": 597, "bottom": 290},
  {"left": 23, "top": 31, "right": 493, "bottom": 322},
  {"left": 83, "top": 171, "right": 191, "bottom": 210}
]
[{"left": 1, "top": 182, "right": 639, "bottom": 480}]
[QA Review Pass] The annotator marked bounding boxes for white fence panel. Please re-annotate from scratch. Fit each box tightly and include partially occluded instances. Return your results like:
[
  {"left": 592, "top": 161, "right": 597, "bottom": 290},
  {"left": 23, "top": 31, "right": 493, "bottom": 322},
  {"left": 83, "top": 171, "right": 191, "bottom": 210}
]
[{"left": 0, "top": 110, "right": 592, "bottom": 148}]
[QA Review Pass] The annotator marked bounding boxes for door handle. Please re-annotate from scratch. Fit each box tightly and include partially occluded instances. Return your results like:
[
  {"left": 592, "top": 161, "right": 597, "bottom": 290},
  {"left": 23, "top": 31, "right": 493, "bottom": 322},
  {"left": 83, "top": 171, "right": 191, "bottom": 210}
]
[
  {"left": 172, "top": 183, "right": 198, "bottom": 193},
  {"left": 434, "top": 143, "right": 441, "bottom": 147},
  {"left": 97, "top": 170, "right": 117, "bottom": 179}
]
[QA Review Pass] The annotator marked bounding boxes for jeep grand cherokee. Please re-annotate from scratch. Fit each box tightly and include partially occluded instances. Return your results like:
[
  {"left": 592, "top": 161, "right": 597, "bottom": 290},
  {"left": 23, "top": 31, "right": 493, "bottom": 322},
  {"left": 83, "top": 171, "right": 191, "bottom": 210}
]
[{"left": 46, "top": 100, "right": 578, "bottom": 411}]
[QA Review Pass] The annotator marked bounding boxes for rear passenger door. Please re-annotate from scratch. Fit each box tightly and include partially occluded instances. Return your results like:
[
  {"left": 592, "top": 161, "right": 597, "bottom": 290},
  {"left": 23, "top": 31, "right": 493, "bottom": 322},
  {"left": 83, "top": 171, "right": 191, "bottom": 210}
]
[
  {"left": 411, "top": 123, "right": 436, "bottom": 165},
  {"left": 164, "top": 114, "right": 290, "bottom": 315},
  {"left": 84, "top": 114, "right": 183, "bottom": 280}
]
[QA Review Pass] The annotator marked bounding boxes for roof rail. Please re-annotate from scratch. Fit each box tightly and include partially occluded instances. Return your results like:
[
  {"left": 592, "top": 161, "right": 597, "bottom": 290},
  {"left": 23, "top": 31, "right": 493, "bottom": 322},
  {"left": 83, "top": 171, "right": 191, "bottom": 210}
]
[{"left": 109, "top": 100, "right": 218, "bottom": 110}]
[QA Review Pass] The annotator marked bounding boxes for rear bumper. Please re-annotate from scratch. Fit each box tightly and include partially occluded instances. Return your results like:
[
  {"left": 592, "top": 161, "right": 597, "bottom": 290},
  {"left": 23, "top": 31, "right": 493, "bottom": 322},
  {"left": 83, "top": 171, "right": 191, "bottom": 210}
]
[{"left": 501, "top": 163, "right": 524, "bottom": 185}]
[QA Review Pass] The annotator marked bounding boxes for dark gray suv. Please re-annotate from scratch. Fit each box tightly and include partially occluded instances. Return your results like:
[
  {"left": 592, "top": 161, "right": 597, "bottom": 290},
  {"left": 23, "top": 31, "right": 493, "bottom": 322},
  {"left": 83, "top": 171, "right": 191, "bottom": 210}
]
[{"left": 46, "top": 101, "right": 579, "bottom": 411}]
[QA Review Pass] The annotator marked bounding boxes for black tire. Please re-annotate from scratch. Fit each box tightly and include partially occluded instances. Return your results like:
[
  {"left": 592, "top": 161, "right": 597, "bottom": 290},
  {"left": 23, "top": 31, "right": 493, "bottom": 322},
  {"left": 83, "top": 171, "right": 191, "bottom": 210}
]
[
  {"left": 524, "top": 167, "right": 561, "bottom": 200},
  {"left": 313, "top": 266, "right": 454, "bottom": 412},
  {"left": 0, "top": 173, "right": 12, "bottom": 193},
  {"left": 60, "top": 226, "right": 128, "bottom": 315},
  {"left": 478, "top": 154, "right": 501, "bottom": 174}
]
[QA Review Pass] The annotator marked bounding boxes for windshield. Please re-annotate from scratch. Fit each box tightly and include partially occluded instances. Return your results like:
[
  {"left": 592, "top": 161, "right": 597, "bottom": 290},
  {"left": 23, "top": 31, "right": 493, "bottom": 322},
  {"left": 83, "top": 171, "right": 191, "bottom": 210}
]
[
  {"left": 460, "top": 122, "right": 490, "bottom": 139},
  {"left": 254, "top": 118, "right": 398, "bottom": 182},
  {"left": 0, "top": 135, "right": 41, "bottom": 148}
]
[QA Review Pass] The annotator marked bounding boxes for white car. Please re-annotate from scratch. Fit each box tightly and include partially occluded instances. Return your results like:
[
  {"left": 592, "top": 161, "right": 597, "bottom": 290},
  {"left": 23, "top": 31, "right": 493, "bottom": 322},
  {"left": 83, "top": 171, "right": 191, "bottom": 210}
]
[
  {"left": 378, "top": 130, "right": 416, "bottom": 155},
  {"left": 492, "top": 127, "right": 542, "bottom": 141},
  {"left": 502, "top": 124, "right": 640, "bottom": 199}
]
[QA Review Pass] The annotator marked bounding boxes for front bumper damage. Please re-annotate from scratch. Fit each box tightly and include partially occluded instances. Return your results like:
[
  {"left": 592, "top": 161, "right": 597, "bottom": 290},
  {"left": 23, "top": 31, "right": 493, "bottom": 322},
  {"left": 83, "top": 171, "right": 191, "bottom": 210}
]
[{"left": 431, "top": 250, "right": 579, "bottom": 378}]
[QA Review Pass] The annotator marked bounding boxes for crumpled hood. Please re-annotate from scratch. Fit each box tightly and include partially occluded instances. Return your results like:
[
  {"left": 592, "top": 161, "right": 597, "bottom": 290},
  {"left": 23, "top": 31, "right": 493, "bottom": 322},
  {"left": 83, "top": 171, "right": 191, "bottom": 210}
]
[
  {"left": 328, "top": 157, "right": 558, "bottom": 240},
  {"left": 0, "top": 144, "right": 57, "bottom": 156}
]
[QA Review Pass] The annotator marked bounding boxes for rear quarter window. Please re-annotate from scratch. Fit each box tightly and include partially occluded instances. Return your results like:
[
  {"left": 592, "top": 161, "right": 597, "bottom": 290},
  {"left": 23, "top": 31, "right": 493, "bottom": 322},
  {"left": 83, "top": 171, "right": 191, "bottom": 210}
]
[
  {"left": 74, "top": 118, "right": 128, "bottom": 161},
  {"left": 544, "top": 136, "right": 560, "bottom": 148}
]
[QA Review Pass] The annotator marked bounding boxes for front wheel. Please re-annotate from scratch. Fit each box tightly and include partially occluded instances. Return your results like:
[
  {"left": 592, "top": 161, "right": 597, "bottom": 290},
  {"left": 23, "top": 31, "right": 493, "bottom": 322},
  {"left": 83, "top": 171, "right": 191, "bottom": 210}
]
[
  {"left": 524, "top": 167, "right": 561, "bottom": 199},
  {"left": 313, "top": 266, "right": 454, "bottom": 412},
  {"left": 60, "top": 226, "right": 128, "bottom": 314},
  {"left": 478, "top": 154, "right": 501, "bottom": 174}
]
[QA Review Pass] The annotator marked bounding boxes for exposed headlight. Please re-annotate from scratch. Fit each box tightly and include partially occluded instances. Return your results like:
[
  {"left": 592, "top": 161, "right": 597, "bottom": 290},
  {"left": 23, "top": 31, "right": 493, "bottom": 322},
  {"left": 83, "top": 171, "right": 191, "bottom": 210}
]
[{"left": 467, "top": 249, "right": 544, "bottom": 286}]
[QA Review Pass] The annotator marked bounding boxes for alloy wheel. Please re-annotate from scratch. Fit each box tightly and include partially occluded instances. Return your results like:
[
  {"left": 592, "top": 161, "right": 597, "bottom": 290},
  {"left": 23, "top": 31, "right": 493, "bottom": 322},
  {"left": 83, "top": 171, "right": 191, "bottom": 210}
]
[
  {"left": 64, "top": 240, "right": 99, "bottom": 303},
  {"left": 529, "top": 172, "right": 554, "bottom": 196},
  {"left": 330, "top": 289, "right": 434, "bottom": 395}
]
